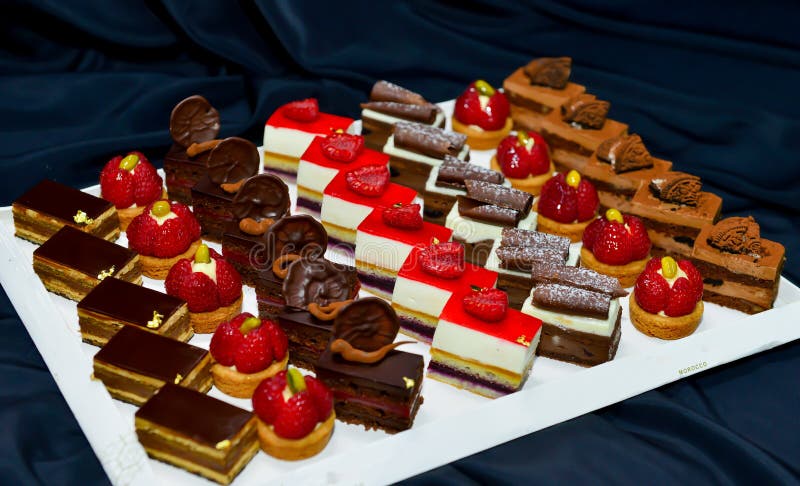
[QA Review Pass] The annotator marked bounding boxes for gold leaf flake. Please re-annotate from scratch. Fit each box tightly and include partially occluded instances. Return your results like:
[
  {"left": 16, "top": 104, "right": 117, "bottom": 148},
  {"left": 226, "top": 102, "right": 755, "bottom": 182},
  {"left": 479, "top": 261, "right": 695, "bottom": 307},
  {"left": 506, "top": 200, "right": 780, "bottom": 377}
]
[
  {"left": 516, "top": 335, "right": 530, "bottom": 347},
  {"left": 215, "top": 439, "right": 231, "bottom": 450},
  {"left": 73, "top": 210, "right": 94, "bottom": 225},
  {"left": 97, "top": 266, "right": 115, "bottom": 280},
  {"left": 402, "top": 377, "right": 415, "bottom": 389},
  {"left": 174, "top": 374, "right": 183, "bottom": 385},
  {"left": 146, "top": 310, "right": 164, "bottom": 329}
]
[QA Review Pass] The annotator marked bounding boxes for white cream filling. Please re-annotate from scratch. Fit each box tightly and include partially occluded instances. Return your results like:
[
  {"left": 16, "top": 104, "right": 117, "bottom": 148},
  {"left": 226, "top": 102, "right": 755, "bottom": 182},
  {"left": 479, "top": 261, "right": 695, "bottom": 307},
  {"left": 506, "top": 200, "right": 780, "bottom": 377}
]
[
  {"left": 383, "top": 135, "right": 469, "bottom": 166},
  {"left": 191, "top": 259, "right": 217, "bottom": 284},
  {"left": 484, "top": 239, "right": 580, "bottom": 277},
  {"left": 354, "top": 232, "right": 414, "bottom": 273},
  {"left": 520, "top": 296, "right": 619, "bottom": 337},
  {"left": 263, "top": 126, "right": 317, "bottom": 158},
  {"left": 361, "top": 108, "right": 445, "bottom": 128},
  {"left": 320, "top": 195, "right": 374, "bottom": 229},
  {"left": 296, "top": 161, "right": 339, "bottom": 193},
  {"left": 445, "top": 204, "right": 537, "bottom": 243},
  {"left": 152, "top": 211, "right": 178, "bottom": 226},
  {"left": 392, "top": 278, "right": 454, "bottom": 318}
]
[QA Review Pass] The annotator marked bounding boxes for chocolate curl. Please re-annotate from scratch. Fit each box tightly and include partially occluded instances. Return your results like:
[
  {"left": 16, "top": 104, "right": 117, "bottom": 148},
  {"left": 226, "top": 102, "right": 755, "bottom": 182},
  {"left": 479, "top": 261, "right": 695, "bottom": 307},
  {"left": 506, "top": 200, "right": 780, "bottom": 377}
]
[
  {"left": 561, "top": 94, "right": 609, "bottom": 129},
  {"left": 596, "top": 134, "right": 653, "bottom": 173},
  {"left": 530, "top": 262, "right": 628, "bottom": 298},
  {"left": 650, "top": 172, "right": 702, "bottom": 206},
  {"left": 361, "top": 101, "right": 438, "bottom": 124},
  {"left": 532, "top": 283, "right": 611, "bottom": 319},
  {"left": 370, "top": 80, "right": 427, "bottom": 105},
  {"left": 308, "top": 300, "right": 353, "bottom": 321},
  {"left": 457, "top": 196, "right": 520, "bottom": 226},
  {"left": 495, "top": 246, "right": 565, "bottom": 272},
  {"left": 393, "top": 122, "right": 467, "bottom": 159},
  {"left": 272, "top": 253, "right": 300, "bottom": 279},
  {"left": 465, "top": 179, "right": 532, "bottom": 214},
  {"left": 523, "top": 57, "right": 572, "bottom": 89},
  {"left": 436, "top": 155, "right": 504, "bottom": 189},
  {"left": 500, "top": 228, "right": 571, "bottom": 260}
]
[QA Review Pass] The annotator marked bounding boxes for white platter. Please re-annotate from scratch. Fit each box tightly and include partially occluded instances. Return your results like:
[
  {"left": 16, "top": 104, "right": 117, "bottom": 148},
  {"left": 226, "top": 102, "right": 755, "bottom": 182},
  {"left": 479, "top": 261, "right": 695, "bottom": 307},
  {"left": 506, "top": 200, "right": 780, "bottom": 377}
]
[{"left": 1, "top": 101, "right": 798, "bottom": 485}]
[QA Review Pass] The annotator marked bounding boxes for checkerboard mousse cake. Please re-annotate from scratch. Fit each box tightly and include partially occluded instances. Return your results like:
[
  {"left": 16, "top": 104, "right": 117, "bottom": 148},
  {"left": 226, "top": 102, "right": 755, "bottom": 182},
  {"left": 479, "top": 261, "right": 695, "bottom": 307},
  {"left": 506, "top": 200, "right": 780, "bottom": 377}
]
[
  {"left": 503, "top": 57, "right": 586, "bottom": 116},
  {"left": 521, "top": 262, "right": 627, "bottom": 366},
  {"left": 445, "top": 179, "right": 536, "bottom": 267},
  {"left": 296, "top": 133, "right": 388, "bottom": 216},
  {"left": 13, "top": 179, "right": 120, "bottom": 244},
  {"left": 423, "top": 155, "right": 506, "bottom": 225},
  {"left": 93, "top": 326, "right": 212, "bottom": 406},
  {"left": 354, "top": 205, "right": 453, "bottom": 300},
  {"left": 262, "top": 98, "right": 355, "bottom": 178},
  {"left": 360, "top": 80, "right": 445, "bottom": 150},
  {"left": 428, "top": 287, "right": 542, "bottom": 398},
  {"left": 392, "top": 242, "right": 498, "bottom": 343},
  {"left": 77, "top": 277, "right": 192, "bottom": 346},
  {"left": 383, "top": 121, "right": 470, "bottom": 194},
  {"left": 163, "top": 95, "right": 222, "bottom": 204},
  {"left": 33, "top": 226, "right": 141, "bottom": 301},
  {"left": 135, "top": 384, "right": 258, "bottom": 485}
]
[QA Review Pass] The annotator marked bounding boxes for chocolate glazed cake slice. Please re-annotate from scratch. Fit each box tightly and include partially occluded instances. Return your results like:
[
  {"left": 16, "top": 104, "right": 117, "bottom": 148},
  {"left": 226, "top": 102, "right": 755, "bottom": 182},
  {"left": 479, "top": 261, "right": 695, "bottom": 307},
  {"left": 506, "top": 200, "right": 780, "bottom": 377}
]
[{"left": 521, "top": 262, "right": 628, "bottom": 366}]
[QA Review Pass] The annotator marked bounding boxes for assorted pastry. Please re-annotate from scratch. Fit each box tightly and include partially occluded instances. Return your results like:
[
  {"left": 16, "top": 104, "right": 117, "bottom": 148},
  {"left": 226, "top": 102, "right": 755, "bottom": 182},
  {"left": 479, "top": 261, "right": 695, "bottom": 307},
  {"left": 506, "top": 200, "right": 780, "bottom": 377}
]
[
  {"left": 451, "top": 80, "right": 512, "bottom": 150},
  {"left": 99, "top": 151, "right": 165, "bottom": 230},
  {"left": 361, "top": 80, "right": 445, "bottom": 150}
]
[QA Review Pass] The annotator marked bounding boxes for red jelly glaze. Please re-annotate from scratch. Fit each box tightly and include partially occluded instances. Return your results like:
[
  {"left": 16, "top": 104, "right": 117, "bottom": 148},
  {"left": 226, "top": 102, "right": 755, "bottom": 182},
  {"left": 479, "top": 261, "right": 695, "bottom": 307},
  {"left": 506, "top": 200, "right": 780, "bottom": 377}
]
[
  {"left": 439, "top": 288, "right": 542, "bottom": 345},
  {"left": 397, "top": 244, "right": 498, "bottom": 292},
  {"left": 265, "top": 105, "right": 353, "bottom": 134},
  {"left": 357, "top": 207, "right": 452, "bottom": 245},
  {"left": 324, "top": 169, "right": 417, "bottom": 207},
  {"left": 301, "top": 136, "right": 389, "bottom": 170}
]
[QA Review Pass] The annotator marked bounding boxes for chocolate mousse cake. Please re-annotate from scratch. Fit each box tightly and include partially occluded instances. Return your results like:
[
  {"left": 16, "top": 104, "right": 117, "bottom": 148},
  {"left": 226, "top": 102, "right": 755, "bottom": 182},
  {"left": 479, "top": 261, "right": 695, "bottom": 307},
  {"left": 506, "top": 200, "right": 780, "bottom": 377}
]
[
  {"left": 135, "top": 384, "right": 258, "bottom": 485},
  {"left": 445, "top": 180, "right": 536, "bottom": 266},
  {"left": 163, "top": 95, "right": 222, "bottom": 204},
  {"left": 190, "top": 137, "right": 262, "bottom": 241},
  {"left": 33, "top": 226, "right": 141, "bottom": 301},
  {"left": 13, "top": 179, "right": 120, "bottom": 244},
  {"left": 423, "top": 155, "right": 506, "bottom": 225},
  {"left": 314, "top": 299, "right": 424, "bottom": 433},
  {"left": 484, "top": 228, "right": 575, "bottom": 309},
  {"left": 360, "top": 80, "right": 445, "bottom": 150},
  {"left": 629, "top": 171, "right": 722, "bottom": 258},
  {"left": 503, "top": 57, "right": 586, "bottom": 116},
  {"left": 383, "top": 121, "right": 469, "bottom": 194},
  {"left": 77, "top": 277, "right": 191, "bottom": 346},
  {"left": 521, "top": 262, "right": 628, "bottom": 366},
  {"left": 93, "top": 326, "right": 212, "bottom": 405},
  {"left": 690, "top": 216, "right": 785, "bottom": 314}
]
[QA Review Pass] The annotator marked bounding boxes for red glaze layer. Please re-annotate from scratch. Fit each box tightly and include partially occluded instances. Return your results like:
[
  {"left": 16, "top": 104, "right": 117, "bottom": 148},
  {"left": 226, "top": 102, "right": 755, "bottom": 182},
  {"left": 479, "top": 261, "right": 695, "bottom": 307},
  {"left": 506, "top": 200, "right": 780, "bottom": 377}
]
[
  {"left": 357, "top": 208, "right": 452, "bottom": 245},
  {"left": 301, "top": 136, "right": 388, "bottom": 170},
  {"left": 398, "top": 245, "right": 498, "bottom": 292},
  {"left": 265, "top": 106, "right": 353, "bottom": 134},
  {"left": 324, "top": 169, "right": 417, "bottom": 207}
]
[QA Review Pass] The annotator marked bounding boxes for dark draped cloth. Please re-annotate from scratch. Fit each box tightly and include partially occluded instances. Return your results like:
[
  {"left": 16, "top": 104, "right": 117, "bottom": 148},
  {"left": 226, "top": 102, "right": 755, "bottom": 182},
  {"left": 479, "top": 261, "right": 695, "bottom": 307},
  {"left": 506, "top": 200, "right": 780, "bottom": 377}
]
[{"left": 1, "top": 1, "right": 798, "bottom": 484}]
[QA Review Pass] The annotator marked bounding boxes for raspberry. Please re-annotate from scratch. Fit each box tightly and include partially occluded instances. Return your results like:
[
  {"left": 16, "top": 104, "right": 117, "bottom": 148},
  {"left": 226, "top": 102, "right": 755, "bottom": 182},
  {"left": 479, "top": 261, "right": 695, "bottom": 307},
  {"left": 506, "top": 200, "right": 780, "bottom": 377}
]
[
  {"left": 419, "top": 242, "right": 465, "bottom": 279},
  {"left": 453, "top": 80, "right": 510, "bottom": 131},
  {"left": 382, "top": 203, "right": 422, "bottom": 230},
  {"left": 634, "top": 264, "right": 670, "bottom": 314},
  {"left": 209, "top": 316, "right": 245, "bottom": 366},
  {"left": 495, "top": 135, "right": 531, "bottom": 178},
  {"left": 283, "top": 98, "right": 319, "bottom": 122},
  {"left": 263, "top": 320, "right": 288, "bottom": 361},
  {"left": 462, "top": 287, "right": 508, "bottom": 322},
  {"left": 538, "top": 173, "right": 577, "bottom": 223},
  {"left": 664, "top": 278, "right": 699, "bottom": 317},
  {"left": 304, "top": 376, "right": 333, "bottom": 423},
  {"left": 234, "top": 325, "right": 272, "bottom": 374},
  {"left": 345, "top": 164, "right": 389, "bottom": 197},
  {"left": 252, "top": 371, "right": 288, "bottom": 424},
  {"left": 678, "top": 259, "right": 704, "bottom": 301},
  {"left": 321, "top": 133, "right": 363, "bottom": 162},
  {"left": 582, "top": 217, "right": 606, "bottom": 250},
  {"left": 100, "top": 152, "right": 162, "bottom": 209},
  {"left": 575, "top": 179, "right": 599, "bottom": 222},
  {"left": 624, "top": 215, "right": 651, "bottom": 261},
  {"left": 212, "top": 251, "right": 243, "bottom": 306},
  {"left": 126, "top": 201, "right": 199, "bottom": 258},
  {"left": 592, "top": 221, "right": 632, "bottom": 265},
  {"left": 272, "top": 393, "right": 319, "bottom": 440}
]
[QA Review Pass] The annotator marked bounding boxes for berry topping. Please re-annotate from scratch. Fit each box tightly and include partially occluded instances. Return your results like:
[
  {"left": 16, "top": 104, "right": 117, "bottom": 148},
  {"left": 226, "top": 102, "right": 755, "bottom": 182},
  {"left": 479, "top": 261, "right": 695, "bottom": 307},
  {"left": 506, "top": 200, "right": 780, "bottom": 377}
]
[
  {"left": 633, "top": 266, "right": 670, "bottom": 314},
  {"left": 100, "top": 151, "right": 163, "bottom": 209},
  {"left": 165, "top": 247, "right": 242, "bottom": 313},
  {"left": 382, "top": 203, "right": 423, "bottom": 230},
  {"left": 538, "top": 172, "right": 577, "bottom": 223},
  {"left": 273, "top": 394, "right": 319, "bottom": 440},
  {"left": 345, "top": 164, "right": 389, "bottom": 197},
  {"left": 624, "top": 215, "right": 652, "bottom": 261},
  {"left": 454, "top": 80, "right": 510, "bottom": 131},
  {"left": 252, "top": 369, "right": 333, "bottom": 440},
  {"left": 634, "top": 257, "right": 703, "bottom": 317},
  {"left": 575, "top": 177, "right": 599, "bottom": 222},
  {"left": 127, "top": 201, "right": 201, "bottom": 258},
  {"left": 321, "top": 133, "right": 363, "bottom": 162},
  {"left": 118, "top": 153, "right": 140, "bottom": 171},
  {"left": 419, "top": 241, "right": 465, "bottom": 279},
  {"left": 150, "top": 200, "right": 171, "bottom": 218},
  {"left": 584, "top": 210, "right": 649, "bottom": 265},
  {"left": 283, "top": 98, "right": 319, "bottom": 122},
  {"left": 209, "top": 313, "right": 287, "bottom": 374},
  {"left": 496, "top": 131, "right": 551, "bottom": 178},
  {"left": 591, "top": 221, "right": 632, "bottom": 265},
  {"left": 463, "top": 287, "right": 508, "bottom": 322}
]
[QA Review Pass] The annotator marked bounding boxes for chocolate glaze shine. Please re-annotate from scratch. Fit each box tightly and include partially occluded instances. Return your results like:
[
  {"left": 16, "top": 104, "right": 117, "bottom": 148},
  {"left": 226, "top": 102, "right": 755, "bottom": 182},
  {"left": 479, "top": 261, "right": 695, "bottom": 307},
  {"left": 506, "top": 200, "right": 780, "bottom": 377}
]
[
  {"left": 34, "top": 226, "right": 136, "bottom": 277},
  {"left": 169, "top": 95, "right": 220, "bottom": 148},
  {"left": 207, "top": 137, "right": 260, "bottom": 185},
  {"left": 316, "top": 347, "right": 423, "bottom": 399},
  {"left": 15, "top": 179, "right": 113, "bottom": 223},
  {"left": 78, "top": 277, "right": 185, "bottom": 326},
  {"left": 230, "top": 174, "right": 290, "bottom": 221}
]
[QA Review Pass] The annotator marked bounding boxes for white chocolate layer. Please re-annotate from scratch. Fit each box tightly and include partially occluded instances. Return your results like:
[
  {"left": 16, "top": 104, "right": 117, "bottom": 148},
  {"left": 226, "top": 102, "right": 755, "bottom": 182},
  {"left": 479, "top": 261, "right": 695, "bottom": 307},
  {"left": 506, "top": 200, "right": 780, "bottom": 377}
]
[
  {"left": 320, "top": 195, "right": 374, "bottom": 230},
  {"left": 354, "top": 232, "right": 414, "bottom": 273},
  {"left": 484, "top": 239, "right": 580, "bottom": 277},
  {"left": 362, "top": 108, "right": 445, "bottom": 128},
  {"left": 263, "top": 126, "right": 316, "bottom": 158},
  {"left": 446, "top": 204, "right": 537, "bottom": 244},
  {"left": 296, "top": 162, "right": 339, "bottom": 194},
  {"left": 520, "top": 296, "right": 619, "bottom": 337},
  {"left": 392, "top": 278, "right": 453, "bottom": 319}
]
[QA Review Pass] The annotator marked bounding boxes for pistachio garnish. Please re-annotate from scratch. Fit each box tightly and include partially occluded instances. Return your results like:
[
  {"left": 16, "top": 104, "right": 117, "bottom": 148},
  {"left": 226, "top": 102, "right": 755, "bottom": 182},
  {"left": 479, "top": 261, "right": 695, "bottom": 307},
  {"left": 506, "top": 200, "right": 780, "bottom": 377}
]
[
  {"left": 150, "top": 200, "right": 171, "bottom": 218},
  {"left": 118, "top": 153, "right": 140, "bottom": 171}
]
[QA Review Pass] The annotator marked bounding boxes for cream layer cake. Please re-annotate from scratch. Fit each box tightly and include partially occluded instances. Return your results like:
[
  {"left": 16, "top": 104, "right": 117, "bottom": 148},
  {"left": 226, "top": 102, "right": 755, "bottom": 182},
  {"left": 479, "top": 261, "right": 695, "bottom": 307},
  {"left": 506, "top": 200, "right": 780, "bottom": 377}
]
[
  {"left": 354, "top": 208, "right": 453, "bottom": 300},
  {"left": 429, "top": 289, "right": 543, "bottom": 398},
  {"left": 392, "top": 244, "right": 498, "bottom": 343}
]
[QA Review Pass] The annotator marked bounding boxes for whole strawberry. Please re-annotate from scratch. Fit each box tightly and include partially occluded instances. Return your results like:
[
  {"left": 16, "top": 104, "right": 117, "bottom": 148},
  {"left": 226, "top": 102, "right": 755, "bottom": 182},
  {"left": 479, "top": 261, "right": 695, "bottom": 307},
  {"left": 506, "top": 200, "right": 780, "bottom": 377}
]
[
  {"left": 463, "top": 287, "right": 508, "bottom": 322},
  {"left": 419, "top": 241, "right": 465, "bottom": 279},
  {"left": 100, "top": 151, "right": 163, "bottom": 209},
  {"left": 382, "top": 203, "right": 423, "bottom": 230},
  {"left": 634, "top": 257, "right": 703, "bottom": 317},
  {"left": 126, "top": 200, "right": 201, "bottom": 257},
  {"left": 346, "top": 164, "right": 389, "bottom": 197},
  {"left": 588, "top": 209, "right": 650, "bottom": 265},
  {"left": 283, "top": 98, "right": 319, "bottom": 122},
  {"left": 165, "top": 244, "right": 242, "bottom": 313},
  {"left": 321, "top": 133, "right": 363, "bottom": 162},
  {"left": 252, "top": 368, "right": 333, "bottom": 440},
  {"left": 538, "top": 173, "right": 577, "bottom": 223},
  {"left": 454, "top": 80, "right": 510, "bottom": 131},
  {"left": 210, "top": 313, "right": 288, "bottom": 374}
]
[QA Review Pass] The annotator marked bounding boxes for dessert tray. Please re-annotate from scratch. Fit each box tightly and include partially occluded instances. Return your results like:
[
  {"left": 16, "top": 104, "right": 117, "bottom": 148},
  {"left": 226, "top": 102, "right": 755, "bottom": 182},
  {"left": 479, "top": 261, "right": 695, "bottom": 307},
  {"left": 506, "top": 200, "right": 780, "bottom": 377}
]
[{"left": 1, "top": 102, "right": 799, "bottom": 486}]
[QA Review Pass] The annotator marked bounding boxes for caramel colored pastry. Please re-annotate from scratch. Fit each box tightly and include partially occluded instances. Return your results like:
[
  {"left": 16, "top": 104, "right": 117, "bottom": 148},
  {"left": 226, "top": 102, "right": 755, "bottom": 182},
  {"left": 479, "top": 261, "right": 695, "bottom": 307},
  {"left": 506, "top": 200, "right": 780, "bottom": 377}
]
[
  {"left": 13, "top": 179, "right": 120, "bottom": 244},
  {"left": 211, "top": 354, "right": 288, "bottom": 399},
  {"left": 580, "top": 246, "right": 648, "bottom": 288},
  {"left": 139, "top": 239, "right": 201, "bottom": 280},
  {"left": 256, "top": 412, "right": 335, "bottom": 461},
  {"left": 190, "top": 295, "right": 243, "bottom": 334},
  {"left": 630, "top": 293, "right": 704, "bottom": 340},
  {"left": 451, "top": 115, "right": 513, "bottom": 150},
  {"left": 536, "top": 211, "right": 595, "bottom": 243}
]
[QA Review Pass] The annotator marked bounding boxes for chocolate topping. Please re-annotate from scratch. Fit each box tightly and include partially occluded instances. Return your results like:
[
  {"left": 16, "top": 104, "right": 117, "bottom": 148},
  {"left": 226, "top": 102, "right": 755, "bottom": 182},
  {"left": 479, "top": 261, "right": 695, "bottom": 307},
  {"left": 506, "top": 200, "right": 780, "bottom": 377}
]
[
  {"left": 523, "top": 57, "right": 572, "bottom": 89},
  {"left": 33, "top": 226, "right": 136, "bottom": 278},
  {"left": 361, "top": 102, "right": 439, "bottom": 124},
  {"left": 393, "top": 122, "right": 467, "bottom": 159},
  {"left": 649, "top": 172, "right": 702, "bottom": 206},
  {"left": 230, "top": 174, "right": 290, "bottom": 221},
  {"left": 500, "top": 228, "right": 571, "bottom": 260},
  {"left": 15, "top": 179, "right": 112, "bottom": 223},
  {"left": 530, "top": 261, "right": 628, "bottom": 298},
  {"left": 496, "top": 246, "right": 565, "bottom": 272},
  {"left": 532, "top": 283, "right": 611, "bottom": 319},
  {"left": 457, "top": 196, "right": 520, "bottom": 226},
  {"left": 436, "top": 155, "right": 504, "bottom": 189},
  {"left": 370, "top": 80, "right": 427, "bottom": 105},
  {"left": 596, "top": 134, "right": 653, "bottom": 173},
  {"left": 561, "top": 94, "right": 609, "bottom": 129},
  {"left": 283, "top": 255, "right": 358, "bottom": 309},
  {"left": 206, "top": 137, "right": 259, "bottom": 185},
  {"left": 78, "top": 277, "right": 185, "bottom": 326},
  {"left": 707, "top": 216, "right": 762, "bottom": 256},
  {"left": 332, "top": 298, "right": 399, "bottom": 352},
  {"left": 169, "top": 95, "right": 220, "bottom": 148},
  {"left": 465, "top": 179, "right": 532, "bottom": 213},
  {"left": 265, "top": 214, "right": 327, "bottom": 258}
]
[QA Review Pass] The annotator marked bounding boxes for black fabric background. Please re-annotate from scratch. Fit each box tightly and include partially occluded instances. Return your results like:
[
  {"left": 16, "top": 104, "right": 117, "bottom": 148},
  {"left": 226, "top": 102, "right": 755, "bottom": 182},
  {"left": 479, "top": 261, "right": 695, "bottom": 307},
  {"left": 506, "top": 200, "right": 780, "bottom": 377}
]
[{"left": 1, "top": 1, "right": 798, "bottom": 484}]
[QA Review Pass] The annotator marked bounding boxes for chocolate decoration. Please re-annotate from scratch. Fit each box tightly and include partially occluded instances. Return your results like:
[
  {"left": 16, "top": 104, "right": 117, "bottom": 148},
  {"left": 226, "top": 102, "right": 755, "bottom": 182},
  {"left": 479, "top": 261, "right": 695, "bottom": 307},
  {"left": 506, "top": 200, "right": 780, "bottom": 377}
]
[
  {"left": 530, "top": 262, "right": 628, "bottom": 298},
  {"left": 15, "top": 179, "right": 113, "bottom": 223},
  {"left": 361, "top": 102, "right": 438, "bottom": 124},
  {"left": 561, "top": 94, "right": 609, "bottom": 129},
  {"left": 332, "top": 298, "right": 400, "bottom": 353},
  {"left": 523, "top": 57, "right": 572, "bottom": 89},
  {"left": 283, "top": 255, "right": 358, "bottom": 309},
  {"left": 78, "top": 277, "right": 185, "bottom": 327},
  {"left": 169, "top": 95, "right": 220, "bottom": 148},
  {"left": 393, "top": 122, "right": 467, "bottom": 159},
  {"left": 465, "top": 180, "right": 532, "bottom": 214},
  {"left": 495, "top": 246, "right": 565, "bottom": 272},
  {"left": 436, "top": 156, "right": 504, "bottom": 189},
  {"left": 206, "top": 137, "right": 259, "bottom": 185},
  {"left": 33, "top": 226, "right": 136, "bottom": 278},
  {"left": 457, "top": 196, "right": 520, "bottom": 226},
  {"left": 230, "top": 174, "right": 290, "bottom": 221},
  {"left": 135, "top": 384, "right": 252, "bottom": 446},
  {"left": 500, "top": 228, "right": 571, "bottom": 260},
  {"left": 532, "top": 283, "right": 611, "bottom": 319},
  {"left": 265, "top": 214, "right": 327, "bottom": 258},
  {"left": 707, "top": 216, "right": 762, "bottom": 256},
  {"left": 596, "top": 134, "right": 654, "bottom": 173},
  {"left": 650, "top": 172, "right": 702, "bottom": 206},
  {"left": 370, "top": 80, "right": 427, "bottom": 105}
]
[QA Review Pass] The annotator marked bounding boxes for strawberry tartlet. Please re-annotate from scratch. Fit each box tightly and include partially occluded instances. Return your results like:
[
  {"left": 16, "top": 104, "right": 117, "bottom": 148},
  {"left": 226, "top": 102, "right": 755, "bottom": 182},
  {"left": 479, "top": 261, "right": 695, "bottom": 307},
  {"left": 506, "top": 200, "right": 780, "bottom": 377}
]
[
  {"left": 451, "top": 80, "right": 512, "bottom": 150},
  {"left": 580, "top": 209, "right": 651, "bottom": 287},
  {"left": 252, "top": 368, "right": 335, "bottom": 461},
  {"left": 165, "top": 244, "right": 243, "bottom": 333},
  {"left": 100, "top": 151, "right": 165, "bottom": 231},
  {"left": 209, "top": 313, "right": 289, "bottom": 398},
  {"left": 126, "top": 200, "right": 202, "bottom": 279},
  {"left": 490, "top": 131, "right": 553, "bottom": 195},
  {"left": 630, "top": 256, "right": 704, "bottom": 339},
  {"left": 536, "top": 170, "right": 599, "bottom": 242}
]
